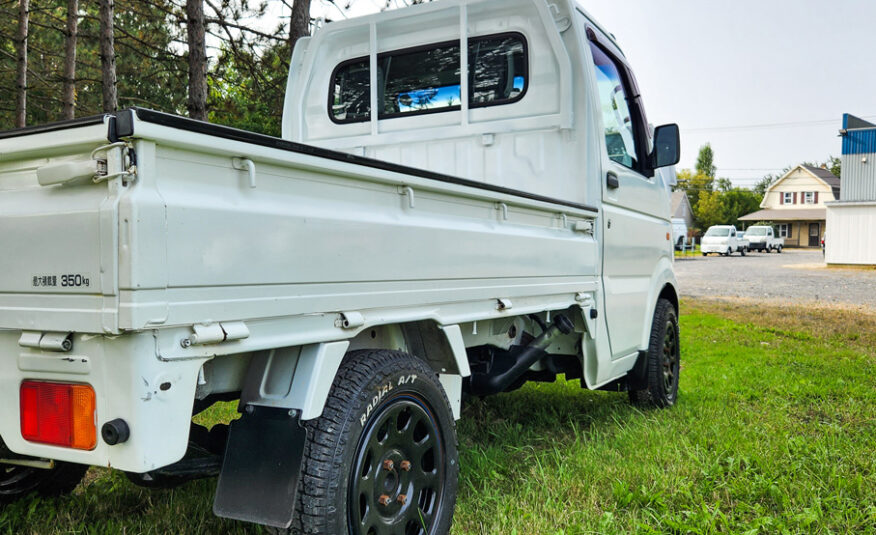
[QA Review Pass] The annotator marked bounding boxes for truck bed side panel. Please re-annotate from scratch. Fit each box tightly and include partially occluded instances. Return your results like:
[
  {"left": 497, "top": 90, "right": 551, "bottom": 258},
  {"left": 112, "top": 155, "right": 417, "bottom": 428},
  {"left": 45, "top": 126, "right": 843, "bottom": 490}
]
[{"left": 120, "top": 136, "right": 599, "bottom": 329}]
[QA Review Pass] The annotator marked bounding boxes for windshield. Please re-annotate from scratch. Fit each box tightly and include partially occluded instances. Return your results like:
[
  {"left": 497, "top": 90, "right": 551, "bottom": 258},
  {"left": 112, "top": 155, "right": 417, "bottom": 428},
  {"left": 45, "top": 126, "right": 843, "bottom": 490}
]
[
  {"left": 746, "top": 227, "right": 769, "bottom": 236},
  {"left": 705, "top": 227, "right": 730, "bottom": 237}
]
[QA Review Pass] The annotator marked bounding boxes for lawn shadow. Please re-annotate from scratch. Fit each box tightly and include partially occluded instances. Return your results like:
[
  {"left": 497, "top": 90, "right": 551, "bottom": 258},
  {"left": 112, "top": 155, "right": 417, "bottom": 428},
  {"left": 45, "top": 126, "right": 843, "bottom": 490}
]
[{"left": 458, "top": 379, "right": 648, "bottom": 450}]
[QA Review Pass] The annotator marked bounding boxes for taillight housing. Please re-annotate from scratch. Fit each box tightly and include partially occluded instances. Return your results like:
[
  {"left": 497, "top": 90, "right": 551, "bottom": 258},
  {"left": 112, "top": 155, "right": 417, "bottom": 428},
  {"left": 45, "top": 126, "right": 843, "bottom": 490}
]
[{"left": 20, "top": 381, "right": 96, "bottom": 450}]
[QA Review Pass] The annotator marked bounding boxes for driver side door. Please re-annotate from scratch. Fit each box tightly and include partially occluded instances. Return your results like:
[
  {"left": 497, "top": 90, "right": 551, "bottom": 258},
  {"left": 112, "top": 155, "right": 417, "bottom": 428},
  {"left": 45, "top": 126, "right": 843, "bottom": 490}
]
[{"left": 586, "top": 35, "right": 672, "bottom": 360}]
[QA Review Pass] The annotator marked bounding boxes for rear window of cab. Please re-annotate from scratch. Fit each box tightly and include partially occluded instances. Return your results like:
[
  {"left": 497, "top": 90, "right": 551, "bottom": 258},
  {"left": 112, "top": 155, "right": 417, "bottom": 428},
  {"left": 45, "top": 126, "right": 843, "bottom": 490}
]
[{"left": 330, "top": 33, "right": 528, "bottom": 124}]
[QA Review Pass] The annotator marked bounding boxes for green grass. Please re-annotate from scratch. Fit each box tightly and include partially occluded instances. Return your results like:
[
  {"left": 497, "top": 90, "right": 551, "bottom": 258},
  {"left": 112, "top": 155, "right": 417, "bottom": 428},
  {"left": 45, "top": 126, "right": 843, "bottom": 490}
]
[
  {"left": 675, "top": 244, "right": 701, "bottom": 257},
  {"left": 1, "top": 299, "right": 874, "bottom": 534}
]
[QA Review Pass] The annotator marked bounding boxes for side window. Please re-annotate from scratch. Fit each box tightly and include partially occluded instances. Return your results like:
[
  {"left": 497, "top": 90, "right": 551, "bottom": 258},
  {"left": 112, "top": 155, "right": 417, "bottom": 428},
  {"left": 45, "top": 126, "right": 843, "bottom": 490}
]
[
  {"left": 331, "top": 59, "right": 370, "bottom": 123},
  {"left": 330, "top": 33, "right": 528, "bottom": 123},
  {"left": 589, "top": 42, "right": 639, "bottom": 169}
]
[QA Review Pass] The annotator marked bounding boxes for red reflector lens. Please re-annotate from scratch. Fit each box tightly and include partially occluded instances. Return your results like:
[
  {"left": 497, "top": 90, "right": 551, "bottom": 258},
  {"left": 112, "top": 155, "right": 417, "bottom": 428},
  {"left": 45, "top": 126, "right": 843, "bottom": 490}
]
[{"left": 20, "top": 381, "right": 96, "bottom": 450}]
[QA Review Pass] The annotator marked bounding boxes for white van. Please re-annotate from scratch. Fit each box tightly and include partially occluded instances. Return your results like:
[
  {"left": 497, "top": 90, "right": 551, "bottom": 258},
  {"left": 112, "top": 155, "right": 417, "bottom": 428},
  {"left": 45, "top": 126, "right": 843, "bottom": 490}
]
[{"left": 672, "top": 218, "right": 689, "bottom": 250}]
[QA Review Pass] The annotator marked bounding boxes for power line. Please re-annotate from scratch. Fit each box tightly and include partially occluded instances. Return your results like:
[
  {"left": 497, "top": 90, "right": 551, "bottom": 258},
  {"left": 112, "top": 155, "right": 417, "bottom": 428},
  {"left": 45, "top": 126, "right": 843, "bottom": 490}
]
[
  {"left": 717, "top": 168, "right": 786, "bottom": 171},
  {"left": 682, "top": 114, "right": 876, "bottom": 133}
]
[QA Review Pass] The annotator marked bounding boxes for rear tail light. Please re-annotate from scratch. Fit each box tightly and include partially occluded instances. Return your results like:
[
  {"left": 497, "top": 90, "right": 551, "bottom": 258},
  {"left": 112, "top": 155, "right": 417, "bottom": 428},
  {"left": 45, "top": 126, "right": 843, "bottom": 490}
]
[{"left": 20, "top": 381, "right": 96, "bottom": 450}]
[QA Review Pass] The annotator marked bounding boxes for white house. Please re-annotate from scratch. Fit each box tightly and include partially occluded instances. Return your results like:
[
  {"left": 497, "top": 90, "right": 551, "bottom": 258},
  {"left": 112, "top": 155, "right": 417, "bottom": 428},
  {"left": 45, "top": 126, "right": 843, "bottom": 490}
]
[{"left": 739, "top": 164, "right": 840, "bottom": 247}]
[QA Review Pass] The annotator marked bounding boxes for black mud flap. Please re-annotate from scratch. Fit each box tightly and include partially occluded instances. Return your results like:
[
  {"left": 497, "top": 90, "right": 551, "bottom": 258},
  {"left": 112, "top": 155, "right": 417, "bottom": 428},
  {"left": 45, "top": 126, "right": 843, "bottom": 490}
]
[
  {"left": 626, "top": 350, "right": 649, "bottom": 391},
  {"left": 213, "top": 405, "right": 307, "bottom": 528}
]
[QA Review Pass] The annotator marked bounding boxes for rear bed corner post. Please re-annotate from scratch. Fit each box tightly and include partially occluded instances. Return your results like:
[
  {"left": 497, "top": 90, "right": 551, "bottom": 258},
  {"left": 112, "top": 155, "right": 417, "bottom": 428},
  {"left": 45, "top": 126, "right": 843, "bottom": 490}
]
[{"left": 108, "top": 109, "right": 136, "bottom": 142}]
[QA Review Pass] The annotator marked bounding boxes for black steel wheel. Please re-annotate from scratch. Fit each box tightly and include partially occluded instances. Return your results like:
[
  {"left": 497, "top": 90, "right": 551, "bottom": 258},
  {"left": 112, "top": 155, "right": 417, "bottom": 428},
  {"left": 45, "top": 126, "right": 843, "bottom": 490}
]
[
  {"left": 629, "top": 298, "right": 681, "bottom": 408},
  {"left": 275, "top": 350, "right": 458, "bottom": 535},
  {"left": 0, "top": 440, "right": 87, "bottom": 504},
  {"left": 350, "top": 395, "right": 446, "bottom": 535}
]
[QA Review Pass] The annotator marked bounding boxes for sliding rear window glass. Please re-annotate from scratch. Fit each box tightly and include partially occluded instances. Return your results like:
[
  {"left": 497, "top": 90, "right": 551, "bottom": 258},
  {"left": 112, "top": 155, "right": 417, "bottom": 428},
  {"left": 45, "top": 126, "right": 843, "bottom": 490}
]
[
  {"left": 330, "top": 33, "right": 527, "bottom": 124},
  {"left": 380, "top": 44, "right": 461, "bottom": 117}
]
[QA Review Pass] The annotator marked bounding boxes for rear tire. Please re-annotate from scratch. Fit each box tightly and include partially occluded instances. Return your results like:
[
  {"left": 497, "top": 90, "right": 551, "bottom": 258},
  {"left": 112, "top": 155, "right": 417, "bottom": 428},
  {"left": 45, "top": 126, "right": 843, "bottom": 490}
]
[
  {"left": 629, "top": 299, "right": 680, "bottom": 408},
  {"left": 0, "top": 440, "right": 87, "bottom": 504},
  {"left": 277, "top": 350, "right": 459, "bottom": 535}
]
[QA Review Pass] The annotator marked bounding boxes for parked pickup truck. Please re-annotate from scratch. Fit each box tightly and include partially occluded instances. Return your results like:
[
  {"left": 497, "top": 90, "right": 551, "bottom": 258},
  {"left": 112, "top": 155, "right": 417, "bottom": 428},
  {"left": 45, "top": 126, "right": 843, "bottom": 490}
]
[
  {"left": 0, "top": 1, "right": 681, "bottom": 532},
  {"left": 701, "top": 225, "right": 747, "bottom": 256},
  {"left": 744, "top": 225, "right": 784, "bottom": 253}
]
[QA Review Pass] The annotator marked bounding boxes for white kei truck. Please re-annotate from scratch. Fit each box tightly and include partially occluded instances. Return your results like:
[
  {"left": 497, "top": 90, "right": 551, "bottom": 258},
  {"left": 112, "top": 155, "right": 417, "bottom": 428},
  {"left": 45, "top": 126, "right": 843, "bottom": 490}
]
[
  {"left": 0, "top": 0, "right": 681, "bottom": 532},
  {"left": 744, "top": 225, "right": 784, "bottom": 253},
  {"left": 701, "top": 225, "right": 747, "bottom": 256}
]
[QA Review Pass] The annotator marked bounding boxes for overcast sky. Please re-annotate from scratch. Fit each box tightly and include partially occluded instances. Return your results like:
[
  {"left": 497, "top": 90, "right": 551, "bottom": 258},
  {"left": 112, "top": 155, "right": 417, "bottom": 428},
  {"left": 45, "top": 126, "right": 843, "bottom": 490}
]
[{"left": 305, "top": 0, "right": 876, "bottom": 187}]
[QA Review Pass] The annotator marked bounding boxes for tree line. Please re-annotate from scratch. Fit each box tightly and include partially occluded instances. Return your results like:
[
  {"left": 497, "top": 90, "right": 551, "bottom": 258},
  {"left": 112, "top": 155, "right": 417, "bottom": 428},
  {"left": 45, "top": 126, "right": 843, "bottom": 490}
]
[
  {"left": 0, "top": 0, "right": 429, "bottom": 135},
  {"left": 674, "top": 143, "right": 841, "bottom": 233},
  {"left": 1, "top": 0, "right": 434, "bottom": 135}
]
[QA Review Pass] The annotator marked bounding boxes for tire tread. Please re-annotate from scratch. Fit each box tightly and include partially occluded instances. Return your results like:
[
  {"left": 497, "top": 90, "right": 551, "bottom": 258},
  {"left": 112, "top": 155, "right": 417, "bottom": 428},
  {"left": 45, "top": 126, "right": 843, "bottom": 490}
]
[
  {"left": 629, "top": 298, "right": 679, "bottom": 408},
  {"left": 273, "top": 349, "right": 457, "bottom": 534}
]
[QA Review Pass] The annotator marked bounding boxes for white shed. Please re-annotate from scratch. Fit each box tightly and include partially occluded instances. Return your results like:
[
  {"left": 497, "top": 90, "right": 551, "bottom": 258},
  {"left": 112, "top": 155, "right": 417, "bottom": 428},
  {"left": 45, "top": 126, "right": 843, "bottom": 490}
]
[{"left": 825, "top": 114, "right": 876, "bottom": 266}]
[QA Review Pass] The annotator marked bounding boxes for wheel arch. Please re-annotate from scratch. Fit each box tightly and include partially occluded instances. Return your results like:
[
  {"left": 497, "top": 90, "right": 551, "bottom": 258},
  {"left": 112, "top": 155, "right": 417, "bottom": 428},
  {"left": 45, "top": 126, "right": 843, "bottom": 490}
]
[
  {"left": 238, "top": 319, "right": 470, "bottom": 423},
  {"left": 638, "top": 257, "right": 680, "bottom": 351},
  {"left": 658, "top": 282, "right": 679, "bottom": 316}
]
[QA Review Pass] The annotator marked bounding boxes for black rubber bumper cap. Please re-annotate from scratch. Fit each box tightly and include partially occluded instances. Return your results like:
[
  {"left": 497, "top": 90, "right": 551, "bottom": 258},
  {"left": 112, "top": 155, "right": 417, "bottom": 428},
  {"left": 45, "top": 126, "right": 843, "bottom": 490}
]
[{"left": 102, "top": 419, "right": 130, "bottom": 445}]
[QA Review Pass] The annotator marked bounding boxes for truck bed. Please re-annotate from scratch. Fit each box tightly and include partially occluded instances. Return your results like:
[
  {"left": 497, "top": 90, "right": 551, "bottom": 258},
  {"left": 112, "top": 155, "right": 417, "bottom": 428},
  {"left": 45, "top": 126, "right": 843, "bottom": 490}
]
[{"left": 0, "top": 108, "right": 600, "bottom": 336}]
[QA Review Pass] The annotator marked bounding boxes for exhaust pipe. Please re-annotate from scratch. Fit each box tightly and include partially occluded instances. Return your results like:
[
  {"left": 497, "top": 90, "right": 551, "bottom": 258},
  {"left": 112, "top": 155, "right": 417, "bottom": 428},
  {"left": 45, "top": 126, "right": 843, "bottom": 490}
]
[{"left": 469, "top": 314, "right": 574, "bottom": 396}]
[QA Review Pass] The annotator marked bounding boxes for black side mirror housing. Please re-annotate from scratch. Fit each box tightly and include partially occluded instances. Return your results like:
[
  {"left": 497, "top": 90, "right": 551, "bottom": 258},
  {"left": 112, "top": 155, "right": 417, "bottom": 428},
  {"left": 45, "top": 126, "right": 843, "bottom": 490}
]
[{"left": 651, "top": 123, "right": 681, "bottom": 169}]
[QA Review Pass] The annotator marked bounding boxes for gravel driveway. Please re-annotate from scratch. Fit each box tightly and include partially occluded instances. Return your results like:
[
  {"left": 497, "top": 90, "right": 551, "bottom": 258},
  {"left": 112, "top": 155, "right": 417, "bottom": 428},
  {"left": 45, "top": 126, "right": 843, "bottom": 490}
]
[{"left": 674, "top": 248, "right": 876, "bottom": 309}]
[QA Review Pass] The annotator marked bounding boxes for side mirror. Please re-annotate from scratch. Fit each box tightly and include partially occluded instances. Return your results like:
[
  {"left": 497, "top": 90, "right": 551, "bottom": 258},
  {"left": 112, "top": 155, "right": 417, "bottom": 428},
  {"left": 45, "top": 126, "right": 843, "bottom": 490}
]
[{"left": 651, "top": 123, "right": 680, "bottom": 169}]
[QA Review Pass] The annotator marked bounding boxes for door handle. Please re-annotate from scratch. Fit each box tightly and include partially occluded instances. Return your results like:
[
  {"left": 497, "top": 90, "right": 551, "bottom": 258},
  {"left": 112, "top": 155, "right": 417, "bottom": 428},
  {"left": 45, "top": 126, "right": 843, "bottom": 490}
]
[{"left": 606, "top": 171, "right": 619, "bottom": 189}]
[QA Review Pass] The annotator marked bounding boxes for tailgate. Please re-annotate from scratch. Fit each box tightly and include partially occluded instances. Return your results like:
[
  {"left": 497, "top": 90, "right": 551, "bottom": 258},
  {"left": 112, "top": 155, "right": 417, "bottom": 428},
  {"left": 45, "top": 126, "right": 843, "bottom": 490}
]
[{"left": 0, "top": 117, "right": 122, "bottom": 333}]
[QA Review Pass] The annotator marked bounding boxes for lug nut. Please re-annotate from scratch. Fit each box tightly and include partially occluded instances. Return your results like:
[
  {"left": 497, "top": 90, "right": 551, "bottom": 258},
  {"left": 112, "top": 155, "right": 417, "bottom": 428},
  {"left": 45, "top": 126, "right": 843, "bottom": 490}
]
[
  {"left": 400, "top": 460, "right": 411, "bottom": 472},
  {"left": 382, "top": 459, "right": 394, "bottom": 471},
  {"left": 397, "top": 494, "right": 407, "bottom": 505},
  {"left": 378, "top": 494, "right": 391, "bottom": 506}
]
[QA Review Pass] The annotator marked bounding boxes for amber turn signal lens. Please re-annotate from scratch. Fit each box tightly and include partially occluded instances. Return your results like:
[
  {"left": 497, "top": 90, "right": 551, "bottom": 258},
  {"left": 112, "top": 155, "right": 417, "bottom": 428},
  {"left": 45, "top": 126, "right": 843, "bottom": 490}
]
[{"left": 20, "top": 381, "right": 96, "bottom": 450}]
